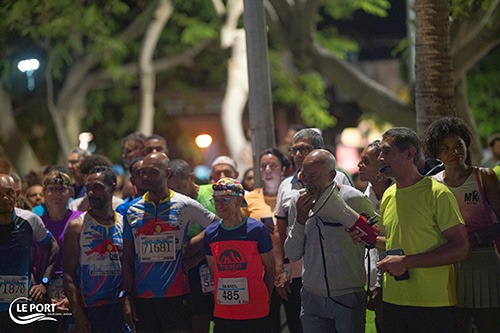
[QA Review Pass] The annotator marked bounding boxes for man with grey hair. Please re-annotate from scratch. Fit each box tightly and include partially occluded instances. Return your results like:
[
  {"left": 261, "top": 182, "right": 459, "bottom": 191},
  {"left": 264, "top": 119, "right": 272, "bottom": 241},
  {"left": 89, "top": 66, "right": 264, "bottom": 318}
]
[
  {"left": 374, "top": 127, "right": 469, "bottom": 332},
  {"left": 67, "top": 147, "right": 92, "bottom": 199},
  {"left": 285, "top": 150, "right": 374, "bottom": 332},
  {"left": 272, "top": 128, "right": 352, "bottom": 333}
]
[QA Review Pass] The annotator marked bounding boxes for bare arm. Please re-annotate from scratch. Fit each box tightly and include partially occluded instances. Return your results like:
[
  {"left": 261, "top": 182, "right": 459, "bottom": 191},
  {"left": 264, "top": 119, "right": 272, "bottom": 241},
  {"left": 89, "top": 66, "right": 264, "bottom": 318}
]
[
  {"left": 42, "top": 235, "right": 59, "bottom": 280},
  {"left": 184, "top": 230, "right": 205, "bottom": 260},
  {"left": 273, "top": 218, "right": 287, "bottom": 271},
  {"left": 121, "top": 239, "right": 135, "bottom": 293},
  {"left": 63, "top": 218, "right": 91, "bottom": 333},
  {"left": 261, "top": 250, "right": 276, "bottom": 296},
  {"left": 377, "top": 224, "right": 470, "bottom": 277},
  {"left": 273, "top": 217, "right": 291, "bottom": 300},
  {"left": 206, "top": 255, "right": 215, "bottom": 277},
  {"left": 481, "top": 168, "right": 500, "bottom": 219},
  {"left": 30, "top": 236, "right": 59, "bottom": 302},
  {"left": 121, "top": 239, "right": 137, "bottom": 331},
  {"left": 467, "top": 169, "right": 500, "bottom": 246}
]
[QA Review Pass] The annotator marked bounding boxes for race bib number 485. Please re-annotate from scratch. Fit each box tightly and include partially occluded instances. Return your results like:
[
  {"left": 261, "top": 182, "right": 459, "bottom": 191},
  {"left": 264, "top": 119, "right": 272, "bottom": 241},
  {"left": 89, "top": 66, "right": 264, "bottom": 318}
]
[
  {"left": 217, "top": 277, "right": 249, "bottom": 305},
  {"left": 139, "top": 234, "right": 176, "bottom": 263},
  {"left": 0, "top": 276, "right": 28, "bottom": 303}
]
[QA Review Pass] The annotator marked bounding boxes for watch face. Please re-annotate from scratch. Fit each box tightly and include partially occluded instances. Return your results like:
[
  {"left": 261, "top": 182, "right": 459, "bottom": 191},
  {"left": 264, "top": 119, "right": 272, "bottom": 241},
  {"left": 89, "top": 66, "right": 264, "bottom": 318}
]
[{"left": 42, "top": 277, "right": 50, "bottom": 284}]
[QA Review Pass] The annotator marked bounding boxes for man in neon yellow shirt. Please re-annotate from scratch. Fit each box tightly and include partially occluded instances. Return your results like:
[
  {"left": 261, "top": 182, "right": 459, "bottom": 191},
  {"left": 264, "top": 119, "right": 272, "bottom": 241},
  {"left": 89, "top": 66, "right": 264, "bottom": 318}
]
[
  {"left": 376, "top": 127, "right": 470, "bottom": 333},
  {"left": 492, "top": 164, "right": 500, "bottom": 180}
]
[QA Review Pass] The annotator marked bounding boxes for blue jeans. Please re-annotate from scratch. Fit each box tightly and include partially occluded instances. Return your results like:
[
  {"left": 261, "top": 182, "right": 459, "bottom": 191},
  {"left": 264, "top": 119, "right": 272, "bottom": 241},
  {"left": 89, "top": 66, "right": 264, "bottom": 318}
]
[{"left": 300, "top": 288, "right": 366, "bottom": 333}]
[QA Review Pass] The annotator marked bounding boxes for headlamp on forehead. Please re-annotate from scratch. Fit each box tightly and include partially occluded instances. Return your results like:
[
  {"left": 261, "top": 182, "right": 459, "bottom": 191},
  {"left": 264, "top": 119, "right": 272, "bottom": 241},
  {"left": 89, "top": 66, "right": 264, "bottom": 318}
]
[
  {"left": 43, "top": 171, "right": 71, "bottom": 187},
  {"left": 53, "top": 173, "right": 65, "bottom": 185}
]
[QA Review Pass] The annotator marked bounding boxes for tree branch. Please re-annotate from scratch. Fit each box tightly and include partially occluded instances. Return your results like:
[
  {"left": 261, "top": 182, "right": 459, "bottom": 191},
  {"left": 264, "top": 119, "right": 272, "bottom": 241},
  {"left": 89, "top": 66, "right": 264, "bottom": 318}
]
[
  {"left": 450, "top": 0, "right": 499, "bottom": 52},
  {"left": 452, "top": 20, "right": 500, "bottom": 83},
  {"left": 311, "top": 43, "right": 416, "bottom": 128},
  {"left": 58, "top": 2, "right": 159, "bottom": 106},
  {"left": 86, "top": 40, "right": 214, "bottom": 86}
]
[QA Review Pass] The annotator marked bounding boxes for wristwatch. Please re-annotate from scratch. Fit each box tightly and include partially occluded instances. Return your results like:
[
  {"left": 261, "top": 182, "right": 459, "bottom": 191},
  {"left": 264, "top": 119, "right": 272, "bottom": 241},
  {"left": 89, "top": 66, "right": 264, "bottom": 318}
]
[
  {"left": 118, "top": 290, "right": 131, "bottom": 299},
  {"left": 41, "top": 276, "right": 50, "bottom": 286}
]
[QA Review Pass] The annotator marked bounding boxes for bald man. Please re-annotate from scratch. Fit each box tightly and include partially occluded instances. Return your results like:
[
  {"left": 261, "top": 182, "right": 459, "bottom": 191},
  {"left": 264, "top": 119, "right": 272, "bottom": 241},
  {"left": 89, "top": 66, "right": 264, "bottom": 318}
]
[
  {"left": 0, "top": 174, "right": 59, "bottom": 331},
  {"left": 284, "top": 150, "right": 375, "bottom": 333},
  {"left": 121, "top": 153, "right": 218, "bottom": 333}
]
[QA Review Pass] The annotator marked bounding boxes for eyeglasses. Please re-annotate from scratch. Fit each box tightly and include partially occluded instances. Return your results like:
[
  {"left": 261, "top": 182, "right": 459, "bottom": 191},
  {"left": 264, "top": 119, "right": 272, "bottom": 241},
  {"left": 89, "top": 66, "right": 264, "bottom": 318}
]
[
  {"left": 45, "top": 185, "right": 69, "bottom": 195},
  {"left": 210, "top": 197, "right": 235, "bottom": 204},
  {"left": 289, "top": 145, "right": 314, "bottom": 155},
  {"left": 260, "top": 163, "right": 280, "bottom": 171}
]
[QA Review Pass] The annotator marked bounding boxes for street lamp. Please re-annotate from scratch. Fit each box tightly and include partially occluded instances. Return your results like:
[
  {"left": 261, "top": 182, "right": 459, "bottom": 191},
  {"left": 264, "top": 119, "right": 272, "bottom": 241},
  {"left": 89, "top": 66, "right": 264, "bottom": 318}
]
[
  {"left": 78, "top": 132, "right": 93, "bottom": 151},
  {"left": 17, "top": 58, "right": 40, "bottom": 91},
  {"left": 195, "top": 134, "right": 213, "bottom": 148}
]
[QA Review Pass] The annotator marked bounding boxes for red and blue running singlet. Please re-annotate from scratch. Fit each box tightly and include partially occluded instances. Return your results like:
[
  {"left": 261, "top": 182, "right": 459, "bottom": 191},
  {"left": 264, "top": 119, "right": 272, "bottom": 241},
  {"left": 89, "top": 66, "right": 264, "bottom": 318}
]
[
  {"left": 123, "top": 191, "right": 216, "bottom": 298},
  {"left": 78, "top": 212, "right": 123, "bottom": 308}
]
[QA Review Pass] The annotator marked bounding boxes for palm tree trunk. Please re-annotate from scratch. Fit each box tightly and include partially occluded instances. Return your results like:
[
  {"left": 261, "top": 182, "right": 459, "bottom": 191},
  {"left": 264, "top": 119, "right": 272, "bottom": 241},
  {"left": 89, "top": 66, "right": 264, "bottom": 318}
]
[{"left": 414, "top": 0, "right": 456, "bottom": 135}]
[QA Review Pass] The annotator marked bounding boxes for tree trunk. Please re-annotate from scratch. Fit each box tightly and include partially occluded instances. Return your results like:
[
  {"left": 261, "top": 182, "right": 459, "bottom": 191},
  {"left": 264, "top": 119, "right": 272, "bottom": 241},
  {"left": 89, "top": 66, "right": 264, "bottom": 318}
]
[
  {"left": 455, "top": 78, "right": 482, "bottom": 164},
  {"left": 220, "top": 29, "right": 251, "bottom": 176},
  {"left": 0, "top": 84, "right": 41, "bottom": 175},
  {"left": 62, "top": 88, "right": 90, "bottom": 151},
  {"left": 218, "top": 0, "right": 252, "bottom": 176},
  {"left": 414, "top": 0, "right": 456, "bottom": 135},
  {"left": 138, "top": 0, "right": 174, "bottom": 136}
]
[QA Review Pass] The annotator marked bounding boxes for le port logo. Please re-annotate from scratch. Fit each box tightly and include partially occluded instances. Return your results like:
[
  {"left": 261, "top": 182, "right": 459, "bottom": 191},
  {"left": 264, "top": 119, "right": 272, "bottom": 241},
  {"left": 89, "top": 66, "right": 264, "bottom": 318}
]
[{"left": 9, "top": 297, "right": 58, "bottom": 325}]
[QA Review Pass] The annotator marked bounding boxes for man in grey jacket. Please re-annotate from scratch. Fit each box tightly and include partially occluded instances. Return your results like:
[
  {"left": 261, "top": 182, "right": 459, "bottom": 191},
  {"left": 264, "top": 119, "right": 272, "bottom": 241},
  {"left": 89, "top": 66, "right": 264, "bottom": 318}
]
[{"left": 285, "top": 149, "right": 374, "bottom": 333}]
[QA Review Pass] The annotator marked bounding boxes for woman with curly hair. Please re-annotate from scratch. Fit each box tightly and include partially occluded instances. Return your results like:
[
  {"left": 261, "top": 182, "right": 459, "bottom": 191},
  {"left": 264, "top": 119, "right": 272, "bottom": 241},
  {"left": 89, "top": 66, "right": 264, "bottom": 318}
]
[{"left": 422, "top": 117, "right": 500, "bottom": 333}]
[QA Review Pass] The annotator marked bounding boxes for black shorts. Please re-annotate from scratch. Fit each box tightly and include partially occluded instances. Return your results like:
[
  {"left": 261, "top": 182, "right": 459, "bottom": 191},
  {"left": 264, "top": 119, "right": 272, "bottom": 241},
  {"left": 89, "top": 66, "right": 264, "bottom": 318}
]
[{"left": 135, "top": 295, "right": 192, "bottom": 332}]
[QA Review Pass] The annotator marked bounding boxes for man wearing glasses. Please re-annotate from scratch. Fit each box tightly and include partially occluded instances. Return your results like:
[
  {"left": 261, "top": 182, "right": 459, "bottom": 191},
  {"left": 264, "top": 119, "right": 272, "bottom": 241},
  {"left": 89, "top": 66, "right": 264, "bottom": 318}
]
[
  {"left": 204, "top": 178, "right": 275, "bottom": 333},
  {"left": 273, "top": 128, "right": 351, "bottom": 333}
]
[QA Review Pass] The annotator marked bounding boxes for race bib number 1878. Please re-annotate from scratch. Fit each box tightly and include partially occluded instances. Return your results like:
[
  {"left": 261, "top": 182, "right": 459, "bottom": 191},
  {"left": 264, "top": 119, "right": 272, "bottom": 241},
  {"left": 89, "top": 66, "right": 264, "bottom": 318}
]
[{"left": 0, "top": 275, "right": 28, "bottom": 303}]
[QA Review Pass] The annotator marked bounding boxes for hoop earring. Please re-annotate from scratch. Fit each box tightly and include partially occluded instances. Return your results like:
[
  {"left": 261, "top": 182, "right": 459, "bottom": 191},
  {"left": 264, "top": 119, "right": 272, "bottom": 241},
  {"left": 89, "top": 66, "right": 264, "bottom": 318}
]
[{"left": 375, "top": 173, "right": 384, "bottom": 182}]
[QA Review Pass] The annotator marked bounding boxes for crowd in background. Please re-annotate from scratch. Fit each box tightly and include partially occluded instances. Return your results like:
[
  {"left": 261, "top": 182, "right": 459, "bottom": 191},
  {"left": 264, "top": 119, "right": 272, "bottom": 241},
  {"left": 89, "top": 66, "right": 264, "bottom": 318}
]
[{"left": 0, "top": 120, "right": 499, "bottom": 333}]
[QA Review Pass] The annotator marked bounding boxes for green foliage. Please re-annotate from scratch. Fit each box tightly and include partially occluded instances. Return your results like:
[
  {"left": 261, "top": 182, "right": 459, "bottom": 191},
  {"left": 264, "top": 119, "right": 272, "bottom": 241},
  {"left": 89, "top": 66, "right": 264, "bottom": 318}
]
[
  {"left": 84, "top": 82, "right": 140, "bottom": 163},
  {"left": 323, "top": 0, "right": 390, "bottom": 19},
  {"left": 161, "top": 1, "right": 220, "bottom": 54},
  {"left": 178, "top": 18, "right": 219, "bottom": 45},
  {"left": 315, "top": 0, "right": 389, "bottom": 58},
  {"left": 296, "top": 73, "right": 337, "bottom": 129},
  {"left": 467, "top": 48, "right": 500, "bottom": 145},
  {"left": 271, "top": 52, "right": 336, "bottom": 130},
  {"left": 0, "top": 0, "right": 134, "bottom": 75},
  {"left": 451, "top": 0, "right": 494, "bottom": 20},
  {"left": 314, "top": 27, "right": 359, "bottom": 58}
]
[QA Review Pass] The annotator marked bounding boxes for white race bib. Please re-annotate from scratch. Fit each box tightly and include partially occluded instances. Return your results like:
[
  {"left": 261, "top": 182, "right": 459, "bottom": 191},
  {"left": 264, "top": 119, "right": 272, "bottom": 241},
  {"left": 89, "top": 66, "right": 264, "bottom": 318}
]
[
  {"left": 199, "top": 264, "right": 215, "bottom": 294},
  {"left": 139, "top": 234, "right": 176, "bottom": 262},
  {"left": 217, "top": 277, "right": 249, "bottom": 305},
  {"left": 0, "top": 275, "right": 28, "bottom": 303},
  {"left": 48, "top": 275, "right": 65, "bottom": 300}
]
